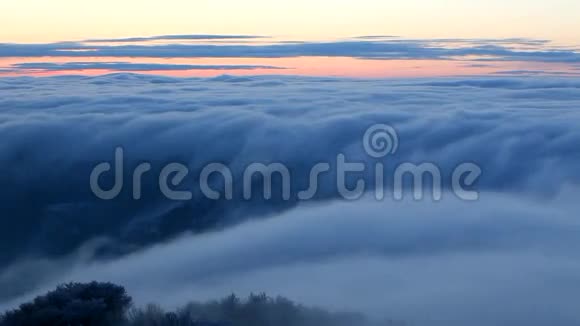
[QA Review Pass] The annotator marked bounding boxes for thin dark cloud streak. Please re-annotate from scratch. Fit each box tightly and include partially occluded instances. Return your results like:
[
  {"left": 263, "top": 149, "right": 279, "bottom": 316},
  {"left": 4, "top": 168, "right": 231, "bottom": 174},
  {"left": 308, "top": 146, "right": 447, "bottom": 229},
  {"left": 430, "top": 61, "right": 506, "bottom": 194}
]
[
  {"left": 9, "top": 62, "right": 286, "bottom": 72},
  {"left": 355, "top": 36, "right": 552, "bottom": 46},
  {"left": 492, "top": 70, "right": 580, "bottom": 76},
  {"left": 84, "top": 34, "right": 267, "bottom": 43}
]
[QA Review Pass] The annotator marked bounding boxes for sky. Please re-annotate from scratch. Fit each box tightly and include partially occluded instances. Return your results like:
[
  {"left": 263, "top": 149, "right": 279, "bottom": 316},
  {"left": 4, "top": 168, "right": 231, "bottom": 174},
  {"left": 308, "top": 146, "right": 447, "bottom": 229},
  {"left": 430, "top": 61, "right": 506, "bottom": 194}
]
[{"left": 0, "top": 0, "right": 579, "bottom": 76}]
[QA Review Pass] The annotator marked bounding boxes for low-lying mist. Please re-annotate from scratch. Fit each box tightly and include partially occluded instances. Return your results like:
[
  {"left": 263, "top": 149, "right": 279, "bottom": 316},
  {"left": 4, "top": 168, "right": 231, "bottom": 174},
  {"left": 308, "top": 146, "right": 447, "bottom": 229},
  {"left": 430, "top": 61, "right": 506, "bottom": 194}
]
[{"left": 2, "top": 192, "right": 579, "bottom": 325}]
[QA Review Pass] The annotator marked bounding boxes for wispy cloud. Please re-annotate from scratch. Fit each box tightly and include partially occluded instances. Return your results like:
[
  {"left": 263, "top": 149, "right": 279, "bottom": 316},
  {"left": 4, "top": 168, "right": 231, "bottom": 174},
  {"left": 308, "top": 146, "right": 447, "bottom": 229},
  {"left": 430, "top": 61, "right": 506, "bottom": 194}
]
[
  {"left": 1, "top": 36, "right": 578, "bottom": 62},
  {"left": 8, "top": 62, "right": 285, "bottom": 72},
  {"left": 0, "top": 35, "right": 580, "bottom": 73},
  {"left": 492, "top": 69, "right": 580, "bottom": 76},
  {"left": 84, "top": 34, "right": 266, "bottom": 43}
]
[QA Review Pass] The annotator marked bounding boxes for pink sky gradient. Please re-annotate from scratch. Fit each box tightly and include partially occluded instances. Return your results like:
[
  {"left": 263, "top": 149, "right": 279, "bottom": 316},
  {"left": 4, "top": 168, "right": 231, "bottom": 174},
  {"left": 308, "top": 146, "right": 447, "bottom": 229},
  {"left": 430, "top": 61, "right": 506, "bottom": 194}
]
[{"left": 1, "top": 56, "right": 577, "bottom": 78}]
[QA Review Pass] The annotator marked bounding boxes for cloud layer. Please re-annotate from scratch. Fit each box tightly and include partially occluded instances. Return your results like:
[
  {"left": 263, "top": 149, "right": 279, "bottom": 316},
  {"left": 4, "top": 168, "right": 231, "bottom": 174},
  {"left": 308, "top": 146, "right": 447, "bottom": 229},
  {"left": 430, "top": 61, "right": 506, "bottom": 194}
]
[
  {"left": 1, "top": 74, "right": 580, "bottom": 263},
  {"left": 1, "top": 74, "right": 580, "bottom": 324}
]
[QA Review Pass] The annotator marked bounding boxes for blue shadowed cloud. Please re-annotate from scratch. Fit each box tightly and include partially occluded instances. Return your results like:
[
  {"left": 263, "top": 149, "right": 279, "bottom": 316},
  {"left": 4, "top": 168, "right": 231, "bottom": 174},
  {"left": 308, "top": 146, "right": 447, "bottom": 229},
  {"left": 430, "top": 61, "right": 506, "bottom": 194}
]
[
  {"left": 1, "top": 74, "right": 580, "bottom": 325},
  {"left": 0, "top": 36, "right": 578, "bottom": 63},
  {"left": 1, "top": 73, "right": 580, "bottom": 272}
]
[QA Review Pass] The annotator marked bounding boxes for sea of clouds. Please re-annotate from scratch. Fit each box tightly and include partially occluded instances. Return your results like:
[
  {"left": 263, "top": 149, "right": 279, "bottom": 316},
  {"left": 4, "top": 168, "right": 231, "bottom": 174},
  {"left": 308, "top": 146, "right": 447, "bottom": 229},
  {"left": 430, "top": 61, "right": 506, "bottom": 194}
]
[{"left": 1, "top": 74, "right": 580, "bottom": 325}]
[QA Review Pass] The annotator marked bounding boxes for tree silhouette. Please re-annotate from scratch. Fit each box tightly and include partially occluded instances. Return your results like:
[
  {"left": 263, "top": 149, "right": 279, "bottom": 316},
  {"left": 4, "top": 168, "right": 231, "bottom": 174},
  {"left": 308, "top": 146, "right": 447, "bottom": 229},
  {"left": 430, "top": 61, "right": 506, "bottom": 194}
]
[
  {"left": 1, "top": 283, "right": 388, "bottom": 326},
  {"left": 1, "top": 282, "right": 132, "bottom": 326}
]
